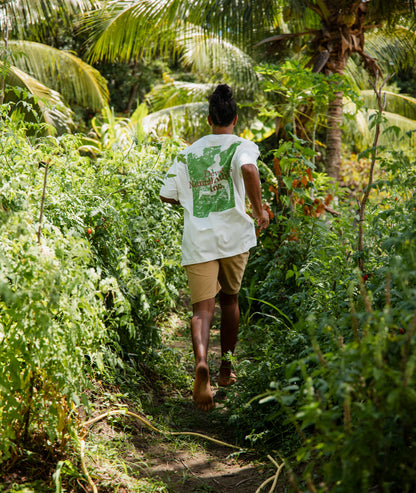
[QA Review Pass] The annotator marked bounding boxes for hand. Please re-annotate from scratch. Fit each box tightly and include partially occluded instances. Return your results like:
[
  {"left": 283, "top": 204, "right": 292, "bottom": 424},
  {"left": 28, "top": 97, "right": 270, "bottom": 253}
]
[
  {"left": 160, "top": 195, "right": 180, "bottom": 205},
  {"left": 255, "top": 208, "right": 270, "bottom": 231}
]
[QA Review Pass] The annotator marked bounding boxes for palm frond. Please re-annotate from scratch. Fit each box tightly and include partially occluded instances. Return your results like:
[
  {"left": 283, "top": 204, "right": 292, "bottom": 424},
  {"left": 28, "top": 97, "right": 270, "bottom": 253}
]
[
  {"left": 343, "top": 103, "right": 416, "bottom": 150},
  {"left": 365, "top": 26, "right": 416, "bottom": 73},
  {"left": 1, "top": 0, "right": 97, "bottom": 37},
  {"left": 3, "top": 63, "right": 74, "bottom": 133},
  {"left": 8, "top": 41, "right": 109, "bottom": 110},
  {"left": 84, "top": 0, "right": 179, "bottom": 62},
  {"left": 184, "top": 0, "right": 279, "bottom": 47},
  {"left": 146, "top": 82, "right": 215, "bottom": 112},
  {"left": 372, "top": 110, "right": 416, "bottom": 147},
  {"left": 142, "top": 102, "right": 210, "bottom": 142},
  {"left": 178, "top": 28, "right": 260, "bottom": 92},
  {"left": 366, "top": 0, "right": 416, "bottom": 25},
  {"left": 143, "top": 89, "right": 264, "bottom": 142},
  {"left": 84, "top": 0, "right": 280, "bottom": 63},
  {"left": 361, "top": 90, "right": 416, "bottom": 121}
]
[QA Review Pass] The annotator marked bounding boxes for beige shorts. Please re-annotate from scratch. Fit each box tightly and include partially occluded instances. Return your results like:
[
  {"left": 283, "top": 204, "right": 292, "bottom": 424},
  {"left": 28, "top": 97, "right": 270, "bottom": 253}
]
[{"left": 184, "top": 252, "right": 250, "bottom": 304}]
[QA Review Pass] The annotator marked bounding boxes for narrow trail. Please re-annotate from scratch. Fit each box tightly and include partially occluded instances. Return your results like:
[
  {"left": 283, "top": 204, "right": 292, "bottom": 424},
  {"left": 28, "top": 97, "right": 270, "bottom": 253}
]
[
  {"left": 82, "top": 307, "right": 283, "bottom": 493},
  {"left": 0, "top": 305, "right": 285, "bottom": 493}
]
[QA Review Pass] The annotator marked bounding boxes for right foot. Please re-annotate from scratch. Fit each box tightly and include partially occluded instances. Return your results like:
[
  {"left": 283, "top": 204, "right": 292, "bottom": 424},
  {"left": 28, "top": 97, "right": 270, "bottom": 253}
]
[
  {"left": 218, "top": 370, "right": 237, "bottom": 387},
  {"left": 193, "top": 362, "right": 214, "bottom": 411}
]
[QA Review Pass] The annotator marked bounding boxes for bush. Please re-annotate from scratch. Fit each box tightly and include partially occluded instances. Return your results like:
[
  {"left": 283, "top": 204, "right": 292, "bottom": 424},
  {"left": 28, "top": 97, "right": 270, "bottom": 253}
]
[
  {"left": 226, "top": 140, "right": 416, "bottom": 491},
  {"left": 0, "top": 117, "right": 107, "bottom": 462},
  {"left": 0, "top": 110, "right": 185, "bottom": 464},
  {"left": 41, "top": 133, "right": 186, "bottom": 353}
]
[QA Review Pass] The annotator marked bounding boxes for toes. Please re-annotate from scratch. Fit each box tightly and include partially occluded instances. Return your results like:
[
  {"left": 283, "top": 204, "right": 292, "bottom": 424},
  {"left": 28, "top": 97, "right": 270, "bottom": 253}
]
[{"left": 194, "top": 393, "right": 214, "bottom": 411}]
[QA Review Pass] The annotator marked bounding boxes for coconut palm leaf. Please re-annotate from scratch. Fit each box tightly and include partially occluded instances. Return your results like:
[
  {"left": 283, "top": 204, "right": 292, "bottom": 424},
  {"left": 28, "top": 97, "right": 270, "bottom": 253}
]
[
  {"left": 344, "top": 100, "right": 416, "bottom": 150},
  {"left": 360, "top": 90, "right": 416, "bottom": 121},
  {"left": 84, "top": 0, "right": 179, "bottom": 63},
  {"left": 146, "top": 79, "right": 263, "bottom": 112},
  {"left": 178, "top": 29, "right": 260, "bottom": 92},
  {"left": 84, "top": 0, "right": 278, "bottom": 63},
  {"left": 375, "top": 111, "right": 416, "bottom": 146},
  {"left": 3, "top": 63, "right": 74, "bottom": 133},
  {"left": 146, "top": 82, "right": 215, "bottom": 112},
  {"left": 375, "top": 112, "right": 416, "bottom": 147},
  {"left": 365, "top": 26, "right": 416, "bottom": 74},
  {"left": 142, "top": 102, "right": 210, "bottom": 141},
  {"left": 365, "top": 0, "right": 416, "bottom": 25},
  {"left": 180, "top": 0, "right": 278, "bottom": 48},
  {"left": 0, "top": 0, "right": 96, "bottom": 38},
  {"left": 143, "top": 93, "right": 267, "bottom": 143},
  {"left": 8, "top": 41, "right": 109, "bottom": 110}
]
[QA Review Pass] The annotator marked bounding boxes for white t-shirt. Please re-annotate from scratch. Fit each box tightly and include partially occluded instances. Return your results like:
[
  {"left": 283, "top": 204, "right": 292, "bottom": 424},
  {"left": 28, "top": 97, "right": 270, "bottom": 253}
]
[{"left": 160, "top": 134, "right": 260, "bottom": 266}]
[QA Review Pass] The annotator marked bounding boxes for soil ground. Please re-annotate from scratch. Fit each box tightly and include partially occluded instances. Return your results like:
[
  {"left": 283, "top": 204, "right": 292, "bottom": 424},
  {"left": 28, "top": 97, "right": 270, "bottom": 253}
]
[{"left": 0, "top": 309, "right": 285, "bottom": 493}]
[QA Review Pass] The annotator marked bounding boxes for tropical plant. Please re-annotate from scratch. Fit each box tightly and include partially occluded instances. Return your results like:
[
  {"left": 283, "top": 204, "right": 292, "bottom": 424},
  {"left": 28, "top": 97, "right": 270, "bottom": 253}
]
[
  {"left": 0, "top": 109, "right": 108, "bottom": 464},
  {"left": 224, "top": 119, "right": 416, "bottom": 492},
  {"left": 0, "top": 102, "right": 186, "bottom": 468},
  {"left": 83, "top": 0, "right": 416, "bottom": 177},
  {"left": 0, "top": 0, "right": 109, "bottom": 132}
]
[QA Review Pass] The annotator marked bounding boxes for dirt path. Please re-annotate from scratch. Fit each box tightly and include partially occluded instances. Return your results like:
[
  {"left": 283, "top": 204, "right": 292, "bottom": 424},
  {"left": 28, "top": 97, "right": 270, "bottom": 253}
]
[
  {"left": 128, "top": 312, "right": 280, "bottom": 493},
  {"left": 0, "top": 311, "right": 284, "bottom": 492},
  {"left": 82, "top": 311, "right": 281, "bottom": 493}
]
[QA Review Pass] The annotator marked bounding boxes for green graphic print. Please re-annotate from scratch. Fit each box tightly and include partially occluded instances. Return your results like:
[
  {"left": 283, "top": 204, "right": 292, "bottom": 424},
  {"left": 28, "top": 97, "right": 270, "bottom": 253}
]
[{"left": 187, "top": 142, "right": 240, "bottom": 218}]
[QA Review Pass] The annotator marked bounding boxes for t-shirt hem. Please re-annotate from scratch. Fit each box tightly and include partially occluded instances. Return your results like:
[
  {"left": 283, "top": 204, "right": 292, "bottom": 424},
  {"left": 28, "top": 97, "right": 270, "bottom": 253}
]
[{"left": 181, "top": 243, "right": 256, "bottom": 266}]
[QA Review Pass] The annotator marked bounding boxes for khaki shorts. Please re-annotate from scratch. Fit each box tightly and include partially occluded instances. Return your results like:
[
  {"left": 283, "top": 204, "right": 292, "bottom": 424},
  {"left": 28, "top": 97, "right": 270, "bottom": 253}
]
[{"left": 184, "top": 252, "right": 250, "bottom": 304}]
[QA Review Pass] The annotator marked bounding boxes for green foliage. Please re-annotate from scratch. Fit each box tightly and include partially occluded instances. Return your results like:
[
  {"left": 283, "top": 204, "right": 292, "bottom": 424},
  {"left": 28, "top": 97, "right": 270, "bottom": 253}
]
[
  {"left": 243, "top": 136, "right": 348, "bottom": 321},
  {"left": 41, "top": 132, "right": 185, "bottom": 352},
  {"left": 255, "top": 61, "right": 360, "bottom": 153},
  {"left": 0, "top": 106, "right": 185, "bottom": 465},
  {"left": 0, "top": 114, "right": 107, "bottom": 462},
  {"left": 227, "top": 139, "right": 416, "bottom": 491}
]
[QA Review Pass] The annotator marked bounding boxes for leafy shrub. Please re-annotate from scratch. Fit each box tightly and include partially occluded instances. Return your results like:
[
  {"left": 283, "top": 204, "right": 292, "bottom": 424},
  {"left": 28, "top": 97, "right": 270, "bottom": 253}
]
[
  {"left": 0, "top": 109, "right": 186, "bottom": 465},
  {"left": 260, "top": 276, "right": 416, "bottom": 492},
  {"left": 41, "top": 133, "right": 186, "bottom": 353},
  {"left": 227, "top": 141, "right": 416, "bottom": 491},
  {"left": 0, "top": 117, "right": 107, "bottom": 462},
  {"left": 242, "top": 137, "right": 356, "bottom": 322}
]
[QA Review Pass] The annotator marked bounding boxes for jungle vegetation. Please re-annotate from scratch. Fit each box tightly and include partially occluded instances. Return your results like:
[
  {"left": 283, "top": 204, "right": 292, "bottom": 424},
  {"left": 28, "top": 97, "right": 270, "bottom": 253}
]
[{"left": 2, "top": 1, "right": 416, "bottom": 491}]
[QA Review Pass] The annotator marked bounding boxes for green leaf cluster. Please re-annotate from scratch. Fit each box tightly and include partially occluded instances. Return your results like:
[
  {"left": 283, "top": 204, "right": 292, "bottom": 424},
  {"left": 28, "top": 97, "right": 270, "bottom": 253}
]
[
  {"left": 0, "top": 106, "right": 185, "bottom": 464},
  {"left": 225, "top": 137, "right": 416, "bottom": 491},
  {"left": 0, "top": 115, "right": 107, "bottom": 462}
]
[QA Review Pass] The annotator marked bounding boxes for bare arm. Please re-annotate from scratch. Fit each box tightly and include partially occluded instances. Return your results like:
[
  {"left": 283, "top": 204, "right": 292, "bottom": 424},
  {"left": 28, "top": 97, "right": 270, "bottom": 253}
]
[
  {"left": 241, "top": 164, "right": 269, "bottom": 230},
  {"left": 160, "top": 196, "right": 180, "bottom": 205}
]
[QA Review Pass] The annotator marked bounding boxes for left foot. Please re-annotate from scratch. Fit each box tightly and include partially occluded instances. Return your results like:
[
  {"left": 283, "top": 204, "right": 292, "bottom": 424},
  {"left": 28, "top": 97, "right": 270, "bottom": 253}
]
[{"left": 193, "top": 362, "right": 214, "bottom": 411}]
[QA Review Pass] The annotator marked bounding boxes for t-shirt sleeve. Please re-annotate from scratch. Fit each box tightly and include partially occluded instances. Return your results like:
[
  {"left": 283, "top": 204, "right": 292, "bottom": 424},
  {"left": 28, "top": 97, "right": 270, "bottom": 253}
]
[
  {"left": 160, "top": 161, "right": 179, "bottom": 201},
  {"left": 235, "top": 140, "right": 260, "bottom": 168}
]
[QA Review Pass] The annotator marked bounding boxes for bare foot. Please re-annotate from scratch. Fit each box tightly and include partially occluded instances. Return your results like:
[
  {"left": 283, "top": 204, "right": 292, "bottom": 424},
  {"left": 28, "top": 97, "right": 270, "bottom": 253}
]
[
  {"left": 193, "top": 362, "right": 214, "bottom": 411},
  {"left": 218, "top": 369, "right": 237, "bottom": 387}
]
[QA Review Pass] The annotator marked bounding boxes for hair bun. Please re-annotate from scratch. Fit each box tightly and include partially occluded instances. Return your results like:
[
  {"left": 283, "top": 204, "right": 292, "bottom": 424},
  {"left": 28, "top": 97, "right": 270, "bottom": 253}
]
[
  {"left": 213, "top": 84, "right": 233, "bottom": 101},
  {"left": 208, "top": 84, "right": 237, "bottom": 126}
]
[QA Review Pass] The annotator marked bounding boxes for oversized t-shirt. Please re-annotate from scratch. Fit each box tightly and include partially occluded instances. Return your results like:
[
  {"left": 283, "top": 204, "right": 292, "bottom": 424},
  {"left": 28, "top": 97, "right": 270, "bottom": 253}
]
[{"left": 160, "top": 134, "right": 260, "bottom": 266}]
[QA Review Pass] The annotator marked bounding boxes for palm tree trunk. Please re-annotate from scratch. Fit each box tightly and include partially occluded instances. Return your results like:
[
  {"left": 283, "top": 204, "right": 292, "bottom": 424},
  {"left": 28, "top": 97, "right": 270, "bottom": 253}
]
[{"left": 325, "top": 86, "right": 343, "bottom": 180}]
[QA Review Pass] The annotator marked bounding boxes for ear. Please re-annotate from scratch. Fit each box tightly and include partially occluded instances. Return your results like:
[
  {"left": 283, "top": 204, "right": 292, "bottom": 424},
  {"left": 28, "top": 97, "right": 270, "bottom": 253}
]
[
  {"left": 232, "top": 115, "right": 238, "bottom": 126},
  {"left": 208, "top": 115, "right": 213, "bottom": 126}
]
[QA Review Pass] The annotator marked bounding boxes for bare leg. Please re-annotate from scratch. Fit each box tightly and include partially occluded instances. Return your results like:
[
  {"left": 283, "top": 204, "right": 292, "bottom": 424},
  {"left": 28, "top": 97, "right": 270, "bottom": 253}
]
[
  {"left": 191, "top": 298, "right": 215, "bottom": 411},
  {"left": 218, "top": 291, "right": 239, "bottom": 387}
]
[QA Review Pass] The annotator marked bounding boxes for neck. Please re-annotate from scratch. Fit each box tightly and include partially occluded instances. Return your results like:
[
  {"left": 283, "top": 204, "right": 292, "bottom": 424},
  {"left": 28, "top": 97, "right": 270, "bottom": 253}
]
[{"left": 212, "top": 124, "right": 234, "bottom": 135}]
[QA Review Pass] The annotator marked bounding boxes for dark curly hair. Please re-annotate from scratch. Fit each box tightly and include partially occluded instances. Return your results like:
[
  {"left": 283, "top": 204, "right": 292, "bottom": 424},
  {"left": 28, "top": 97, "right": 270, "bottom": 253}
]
[{"left": 208, "top": 84, "right": 237, "bottom": 127}]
